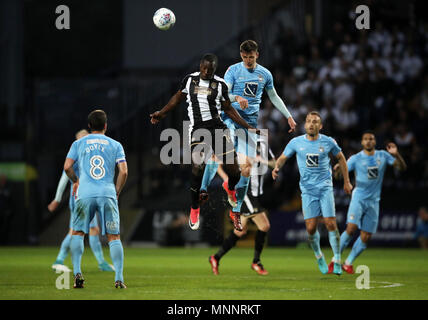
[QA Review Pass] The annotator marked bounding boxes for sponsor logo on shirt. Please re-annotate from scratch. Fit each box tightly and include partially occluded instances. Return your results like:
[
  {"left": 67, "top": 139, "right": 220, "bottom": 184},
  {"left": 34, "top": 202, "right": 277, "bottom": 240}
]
[{"left": 306, "top": 154, "right": 319, "bottom": 167}]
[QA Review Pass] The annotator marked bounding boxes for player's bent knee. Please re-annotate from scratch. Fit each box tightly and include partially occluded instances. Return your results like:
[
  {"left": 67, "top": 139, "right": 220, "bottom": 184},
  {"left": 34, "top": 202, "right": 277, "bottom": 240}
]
[{"left": 107, "top": 233, "right": 120, "bottom": 242}]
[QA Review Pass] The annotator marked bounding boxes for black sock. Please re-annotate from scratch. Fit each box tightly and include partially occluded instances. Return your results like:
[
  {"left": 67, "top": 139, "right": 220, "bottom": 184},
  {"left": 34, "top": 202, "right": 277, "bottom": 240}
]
[
  {"left": 253, "top": 230, "right": 267, "bottom": 263},
  {"left": 190, "top": 166, "right": 203, "bottom": 209},
  {"left": 215, "top": 231, "right": 240, "bottom": 261}
]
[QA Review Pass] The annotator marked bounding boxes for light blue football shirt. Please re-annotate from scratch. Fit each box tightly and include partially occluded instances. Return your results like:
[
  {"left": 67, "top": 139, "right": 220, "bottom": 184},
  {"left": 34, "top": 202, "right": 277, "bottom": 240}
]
[
  {"left": 224, "top": 62, "right": 274, "bottom": 116},
  {"left": 283, "top": 134, "right": 341, "bottom": 194},
  {"left": 66, "top": 133, "right": 126, "bottom": 200},
  {"left": 347, "top": 150, "right": 395, "bottom": 201}
]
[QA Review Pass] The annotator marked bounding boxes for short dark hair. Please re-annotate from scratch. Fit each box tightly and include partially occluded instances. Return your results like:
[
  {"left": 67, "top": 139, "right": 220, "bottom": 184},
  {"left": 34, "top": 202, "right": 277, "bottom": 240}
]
[
  {"left": 362, "top": 130, "right": 376, "bottom": 138},
  {"left": 306, "top": 111, "right": 322, "bottom": 122},
  {"left": 200, "top": 53, "right": 218, "bottom": 66},
  {"left": 240, "top": 40, "right": 258, "bottom": 53},
  {"left": 88, "top": 109, "right": 107, "bottom": 131}
]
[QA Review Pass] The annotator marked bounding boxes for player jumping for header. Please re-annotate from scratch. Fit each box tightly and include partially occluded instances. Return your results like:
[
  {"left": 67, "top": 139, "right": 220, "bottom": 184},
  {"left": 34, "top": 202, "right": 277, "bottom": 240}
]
[{"left": 200, "top": 40, "right": 296, "bottom": 227}]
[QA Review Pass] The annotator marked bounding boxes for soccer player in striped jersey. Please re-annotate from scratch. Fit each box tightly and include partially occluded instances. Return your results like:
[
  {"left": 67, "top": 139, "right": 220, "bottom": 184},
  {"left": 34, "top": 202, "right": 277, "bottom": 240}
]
[
  {"left": 150, "top": 53, "right": 259, "bottom": 232},
  {"left": 200, "top": 40, "right": 297, "bottom": 225},
  {"left": 208, "top": 139, "right": 275, "bottom": 275},
  {"left": 64, "top": 110, "right": 128, "bottom": 289},
  {"left": 330, "top": 132, "right": 406, "bottom": 274},
  {"left": 272, "top": 111, "right": 353, "bottom": 275},
  {"left": 48, "top": 129, "right": 115, "bottom": 273}
]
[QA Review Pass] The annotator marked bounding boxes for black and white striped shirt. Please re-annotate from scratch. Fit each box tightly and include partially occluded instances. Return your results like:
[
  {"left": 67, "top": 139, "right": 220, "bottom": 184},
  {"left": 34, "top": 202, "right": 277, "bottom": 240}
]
[
  {"left": 249, "top": 141, "right": 275, "bottom": 197},
  {"left": 180, "top": 72, "right": 229, "bottom": 127}
]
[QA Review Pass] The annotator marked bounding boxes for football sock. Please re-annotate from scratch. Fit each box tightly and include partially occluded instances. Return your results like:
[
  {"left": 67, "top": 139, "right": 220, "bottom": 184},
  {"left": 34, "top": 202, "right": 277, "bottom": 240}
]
[
  {"left": 253, "top": 230, "right": 267, "bottom": 263},
  {"left": 232, "top": 175, "right": 250, "bottom": 213},
  {"left": 70, "top": 235, "right": 84, "bottom": 276},
  {"left": 308, "top": 230, "right": 323, "bottom": 259},
  {"left": 329, "top": 230, "right": 341, "bottom": 263},
  {"left": 345, "top": 236, "right": 367, "bottom": 265},
  {"left": 190, "top": 169, "right": 203, "bottom": 209},
  {"left": 89, "top": 235, "right": 105, "bottom": 265},
  {"left": 201, "top": 159, "right": 219, "bottom": 191},
  {"left": 340, "top": 231, "right": 353, "bottom": 253},
  {"left": 215, "top": 230, "right": 240, "bottom": 261},
  {"left": 55, "top": 233, "right": 71, "bottom": 263},
  {"left": 109, "top": 239, "right": 124, "bottom": 282}
]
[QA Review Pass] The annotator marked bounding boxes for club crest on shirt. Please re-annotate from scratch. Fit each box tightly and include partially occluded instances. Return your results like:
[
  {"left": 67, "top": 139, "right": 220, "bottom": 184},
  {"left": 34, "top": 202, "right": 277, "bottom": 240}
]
[
  {"left": 210, "top": 82, "right": 217, "bottom": 89},
  {"left": 258, "top": 75, "right": 264, "bottom": 82},
  {"left": 319, "top": 146, "right": 324, "bottom": 153},
  {"left": 376, "top": 158, "right": 381, "bottom": 166}
]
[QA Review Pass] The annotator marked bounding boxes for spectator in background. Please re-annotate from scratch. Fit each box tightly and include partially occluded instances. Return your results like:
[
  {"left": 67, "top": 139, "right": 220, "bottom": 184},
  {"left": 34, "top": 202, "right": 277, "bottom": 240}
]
[{"left": 415, "top": 207, "right": 428, "bottom": 249}]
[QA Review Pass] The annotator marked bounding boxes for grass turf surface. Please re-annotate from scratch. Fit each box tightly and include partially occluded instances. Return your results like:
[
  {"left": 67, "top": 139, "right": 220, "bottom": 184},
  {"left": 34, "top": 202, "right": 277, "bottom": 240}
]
[{"left": 0, "top": 246, "right": 427, "bottom": 300}]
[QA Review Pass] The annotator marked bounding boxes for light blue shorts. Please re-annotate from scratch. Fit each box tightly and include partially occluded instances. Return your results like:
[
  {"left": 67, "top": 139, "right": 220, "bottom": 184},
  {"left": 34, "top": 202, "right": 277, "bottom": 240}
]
[
  {"left": 347, "top": 198, "right": 379, "bottom": 234},
  {"left": 301, "top": 187, "right": 336, "bottom": 220},
  {"left": 222, "top": 115, "right": 257, "bottom": 159},
  {"left": 69, "top": 196, "right": 98, "bottom": 229},
  {"left": 73, "top": 197, "right": 120, "bottom": 235}
]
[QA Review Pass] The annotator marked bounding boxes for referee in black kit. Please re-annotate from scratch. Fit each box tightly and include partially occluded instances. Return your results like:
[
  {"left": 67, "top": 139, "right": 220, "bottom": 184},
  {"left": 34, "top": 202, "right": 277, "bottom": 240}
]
[{"left": 150, "top": 53, "right": 259, "bottom": 232}]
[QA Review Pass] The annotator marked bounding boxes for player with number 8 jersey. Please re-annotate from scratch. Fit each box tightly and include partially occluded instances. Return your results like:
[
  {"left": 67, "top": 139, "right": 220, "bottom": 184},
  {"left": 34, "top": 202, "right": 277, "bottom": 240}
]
[{"left": 64, "top": 109, "right": 128, "bottom": 289}]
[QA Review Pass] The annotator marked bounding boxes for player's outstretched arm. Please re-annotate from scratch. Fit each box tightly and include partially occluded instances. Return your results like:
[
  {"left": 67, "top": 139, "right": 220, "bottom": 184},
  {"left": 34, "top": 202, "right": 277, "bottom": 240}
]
[
  {"left": 150, "top": 91, "right": 187, "bottom": 124},
  {"left": 272, "top": 154, "right": 288, "bottom": 180},
  {"left": 115, "top": 161, "right": 128, "bottom": 198},
  {"left": 266, "top": 87, "right": 297, "bottom": 133},
  {"left": 48, "top": 171, "right": 69, "bottom": 212},
  {"left": 336, "top": 152, "right": 352, "bottom": 194},
  {"left": 386, "top": 142, "right": 407, "bottom": 171}
]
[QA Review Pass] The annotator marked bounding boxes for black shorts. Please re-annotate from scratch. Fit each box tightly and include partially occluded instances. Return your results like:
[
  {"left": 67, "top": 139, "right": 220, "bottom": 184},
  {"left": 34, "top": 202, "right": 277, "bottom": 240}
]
[
  {"left": 241, "top": 194, "right": 266, "bottom": 217},
  {"left": 190, "top": 118, "right": 236, "bottom": 164}
]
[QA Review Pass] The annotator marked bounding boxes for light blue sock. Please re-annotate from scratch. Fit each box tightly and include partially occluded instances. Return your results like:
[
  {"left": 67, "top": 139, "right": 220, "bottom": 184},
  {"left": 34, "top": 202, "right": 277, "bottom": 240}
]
[
  {"left": 70, "top": 235, "right": 84, "bottom": 276},
  {"left": 89, "top": 235, "right": 105, "bottom": 264},
  {"left": 109, "top": 239, "right": 124, "bottom": 282},
  {"left": 55, "top": 233, "right": 72, "bottom": 263},
  {"left": 340, "top": 231, "right": 353, "bottom": 253},
  {"left": 201, "top": 160, "right": 219, "bottom": 191},
  {"left": 345, "top": 236, "right": 367, "bottom": 265},
  {"left": 232, "top": 175, "right": 250, "bottom": 213},
  {"left": 308, "top": 230, "right": 322, "bottom": 258},
  {"left": 328, "top": 230, "right": 341, "bottom": 263}
]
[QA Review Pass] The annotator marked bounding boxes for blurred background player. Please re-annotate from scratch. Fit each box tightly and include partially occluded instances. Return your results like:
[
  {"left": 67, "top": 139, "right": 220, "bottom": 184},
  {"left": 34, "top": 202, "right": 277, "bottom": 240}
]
[
  {"left": 415, "top": 207, "right": 428, "bottom": 250},
  {"left": 208, "top": 139, "right": 275, "bottom": 275},
  {"left": 48, "top": 129, "right": 115, "bottom": 273},
  {"left": 64, "top": 110, "right": 128, "bottom": 288},
  {"left": 201, "top": 40, "right": 297, "bottom": 229},
  {"left": 272, "top": 111, "right": 352, "bottom": 275},
  {"left": 150, "top": 53, "right": 260, "bottom": 232},
  {"left": 332, "top": 132, "right": 407, "bottom": 273}
]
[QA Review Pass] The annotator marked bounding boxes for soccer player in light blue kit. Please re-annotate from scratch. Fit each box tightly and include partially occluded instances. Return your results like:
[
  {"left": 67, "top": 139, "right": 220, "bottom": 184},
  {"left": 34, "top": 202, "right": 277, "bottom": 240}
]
[
  {"left": 272, "top": 111, "right": 353, "bottom": 275},
  {"left": 330, "top": 131, "right": 406, "bottom": 274},
  {"left": 64, "top": 110, "right": 128, "bottom": 288},
  {"left": 201, "top": 40, "right": 296, "bottom": 229},
  {"left": 49, "top": 129, "right": 115, "bottom": 273}
]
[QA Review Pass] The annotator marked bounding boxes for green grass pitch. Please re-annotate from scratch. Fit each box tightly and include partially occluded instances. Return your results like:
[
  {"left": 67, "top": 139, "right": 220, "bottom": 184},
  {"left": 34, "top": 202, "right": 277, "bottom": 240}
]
[{"left": 0, "top": 246, "right": 427, "bottom": 300}]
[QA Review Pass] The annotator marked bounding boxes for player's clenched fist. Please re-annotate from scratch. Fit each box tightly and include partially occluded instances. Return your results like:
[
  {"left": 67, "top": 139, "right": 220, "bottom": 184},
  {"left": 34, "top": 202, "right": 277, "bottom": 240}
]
[{"left": 150, "top": 111, "right": 165, "bottom": 124}]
